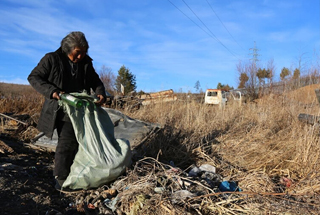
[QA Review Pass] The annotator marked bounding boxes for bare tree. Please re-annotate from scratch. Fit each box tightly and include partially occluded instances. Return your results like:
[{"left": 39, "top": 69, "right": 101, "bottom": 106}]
[
  {"left": 266, "top": 58, "right": 276, "bottom": 93},
  {"left": 99, "top": 65, "right": 116, "bottom": 94},
  {"left": 267, "top": 58, "right": 276, "bottom": 84},
  {"left": 295, "top": 51, "right": 308, "bottom": 76},
  {"left": 236, "top": 60, "right": 258, "bottom": 100}
]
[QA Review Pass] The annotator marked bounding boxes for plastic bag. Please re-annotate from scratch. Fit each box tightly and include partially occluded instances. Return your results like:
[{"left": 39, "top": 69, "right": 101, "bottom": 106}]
[{"left": 59, "top": 93, "right": 132, "bottom": 190}]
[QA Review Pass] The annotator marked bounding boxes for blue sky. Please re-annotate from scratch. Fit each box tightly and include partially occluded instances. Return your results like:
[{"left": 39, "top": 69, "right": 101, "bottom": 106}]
[{"left": 0, "top": 0, "right": 319, "bottom": 93}]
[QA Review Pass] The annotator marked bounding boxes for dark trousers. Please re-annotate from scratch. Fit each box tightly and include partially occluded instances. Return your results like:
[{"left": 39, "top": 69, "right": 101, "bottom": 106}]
[{"left": 54, "top": 120, "right": 78, "bottom": 180}]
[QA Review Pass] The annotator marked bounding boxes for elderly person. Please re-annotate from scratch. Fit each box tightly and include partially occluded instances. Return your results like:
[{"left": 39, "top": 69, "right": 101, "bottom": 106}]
[{"left": 28, "top": 31, "right": 106, "bottom": 190}]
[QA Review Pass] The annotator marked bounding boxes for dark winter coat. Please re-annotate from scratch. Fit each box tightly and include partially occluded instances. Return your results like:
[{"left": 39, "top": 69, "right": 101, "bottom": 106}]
[{"left": 28, "top": 48, "right": 106, "bottom": 138}]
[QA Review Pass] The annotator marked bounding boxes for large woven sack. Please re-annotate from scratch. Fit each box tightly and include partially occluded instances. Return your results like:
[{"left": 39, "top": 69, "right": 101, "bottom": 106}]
[{"left": 59, "top": 93, "right": 132, "bottom": 190}]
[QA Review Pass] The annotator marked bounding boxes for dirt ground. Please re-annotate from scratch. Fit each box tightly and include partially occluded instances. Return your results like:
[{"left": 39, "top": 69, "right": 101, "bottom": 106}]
[
  {"left": 0, "top": 127, "right": 200, "bottom": 215},
  {"left": 0, "top": 135, "right": 78, "bottom": 214},
  {"left": 0, "top": 123, "right": 137, "bottom": 215}
]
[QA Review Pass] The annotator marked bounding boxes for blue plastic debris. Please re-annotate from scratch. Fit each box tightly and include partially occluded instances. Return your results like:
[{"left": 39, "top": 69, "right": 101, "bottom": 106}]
[{"left": 219, "top": 181, "right": 242, "bottom": 192}]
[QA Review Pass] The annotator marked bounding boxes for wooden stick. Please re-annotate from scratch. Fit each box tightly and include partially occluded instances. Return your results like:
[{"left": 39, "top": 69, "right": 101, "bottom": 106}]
[{"left": 0, "top": 113, "right": 29, "bottom": 126}]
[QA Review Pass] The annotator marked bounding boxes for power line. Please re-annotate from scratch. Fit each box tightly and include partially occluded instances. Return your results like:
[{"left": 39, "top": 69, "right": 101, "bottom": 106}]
[
  {"left": 181, "top": 0, "right": 220, "bottom": 41},
  {"left": 167, "top": 0, "right": 239, "bottom": 60},
  {"left": 166, "top": 0, "right": 213, "bottom": 40},
  {"left": 205, "top": 0, "right": 244, "bottom": 51},
  {"left": 181, "top": 0, "right": 239, "bottom": 59}
]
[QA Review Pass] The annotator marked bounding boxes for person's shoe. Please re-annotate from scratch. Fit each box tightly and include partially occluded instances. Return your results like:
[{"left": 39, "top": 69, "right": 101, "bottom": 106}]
[
  {"left": 55, "top": 178, "right": 66, "bottom": 190},
  {"left": 55, "top": 178, "right": 82, "bottom": 193}
]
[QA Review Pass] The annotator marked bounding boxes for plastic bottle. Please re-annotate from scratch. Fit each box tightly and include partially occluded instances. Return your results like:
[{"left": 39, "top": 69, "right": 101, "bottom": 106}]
[{"left": 60, "top": 93, "right": 84, "bottom": 108}]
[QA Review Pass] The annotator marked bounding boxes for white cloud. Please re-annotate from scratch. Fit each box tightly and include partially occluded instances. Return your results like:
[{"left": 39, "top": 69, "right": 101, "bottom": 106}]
[{"left": 0, "top": 77, "right": 29, "bottom": 85}]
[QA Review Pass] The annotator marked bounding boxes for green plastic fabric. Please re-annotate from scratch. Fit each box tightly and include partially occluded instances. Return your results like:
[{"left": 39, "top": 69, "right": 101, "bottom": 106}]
[{"left": 58, "top": 93, "right": 132, "bottom": 190}]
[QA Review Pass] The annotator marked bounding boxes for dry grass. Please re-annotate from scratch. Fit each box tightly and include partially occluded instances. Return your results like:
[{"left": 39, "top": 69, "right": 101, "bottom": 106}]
[
  {"left": 0, "top": 82, "right": 43, "bottom": 116},
  {"left": 2, "top": 83, "right": 320, "bottom": 214},
  {"left": 121, "top": 85, "right": 320, "bottom": 214}
]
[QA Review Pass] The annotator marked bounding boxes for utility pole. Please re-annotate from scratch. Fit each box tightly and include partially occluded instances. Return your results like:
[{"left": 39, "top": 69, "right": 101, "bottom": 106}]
[
  {"left": 249, "top": 41, "right": 260, "bottom": 67},
  {"left": 248, "top": 41, "right": 260, "bottom": 95}
]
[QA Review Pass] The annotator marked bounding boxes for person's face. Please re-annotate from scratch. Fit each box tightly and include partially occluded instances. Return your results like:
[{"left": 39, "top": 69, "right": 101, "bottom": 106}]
[{"left": 68, "top": 47, "right": 86, "bottom": 63}]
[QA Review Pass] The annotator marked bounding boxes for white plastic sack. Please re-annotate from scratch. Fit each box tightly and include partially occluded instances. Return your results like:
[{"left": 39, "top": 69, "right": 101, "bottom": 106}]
[{"left": 59, "top": 94, "right": 132, "bottom": 190}]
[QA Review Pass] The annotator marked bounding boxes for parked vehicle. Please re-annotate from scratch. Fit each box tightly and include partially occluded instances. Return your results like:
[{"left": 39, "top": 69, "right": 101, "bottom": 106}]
[
  {"left": 204, "top": 89, "right": 242, "bottom": 106},
  {"left": 204, "top": 89, "right": 227, "bottom": 105}
]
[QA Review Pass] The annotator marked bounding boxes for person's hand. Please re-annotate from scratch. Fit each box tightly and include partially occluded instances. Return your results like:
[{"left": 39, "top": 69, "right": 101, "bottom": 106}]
[
  {"left": 52, "top": 91, "right": 61, "bottom": 100},
  {"left": 95, "top": 95, "right": 106, "bottom": 105}
]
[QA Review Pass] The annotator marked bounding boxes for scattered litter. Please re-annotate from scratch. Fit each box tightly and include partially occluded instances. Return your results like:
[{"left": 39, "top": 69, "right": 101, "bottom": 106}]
[
  {"left": 188, "top": 165, "right": 201, "bottom": 177},
  {"left": 154, "top": 187, "right": 165, "bottom": 193},
  {"left": 280, "top": 177, "right": 293, "bottom": 188},
  {"left": 219, "top": 181, "right": 242, "bottom": 192},
  {"left": 172, "top": 190, "right": 196, "bottom": 203},
  {"left": 103, "top": 196, "right": 119, "bottom": 212},
  {"left": 58, "top": 158, "right": 244, "bottom": 213},
  {"left": 199, "top": 163, "right": 216, "bottom": 173}
]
